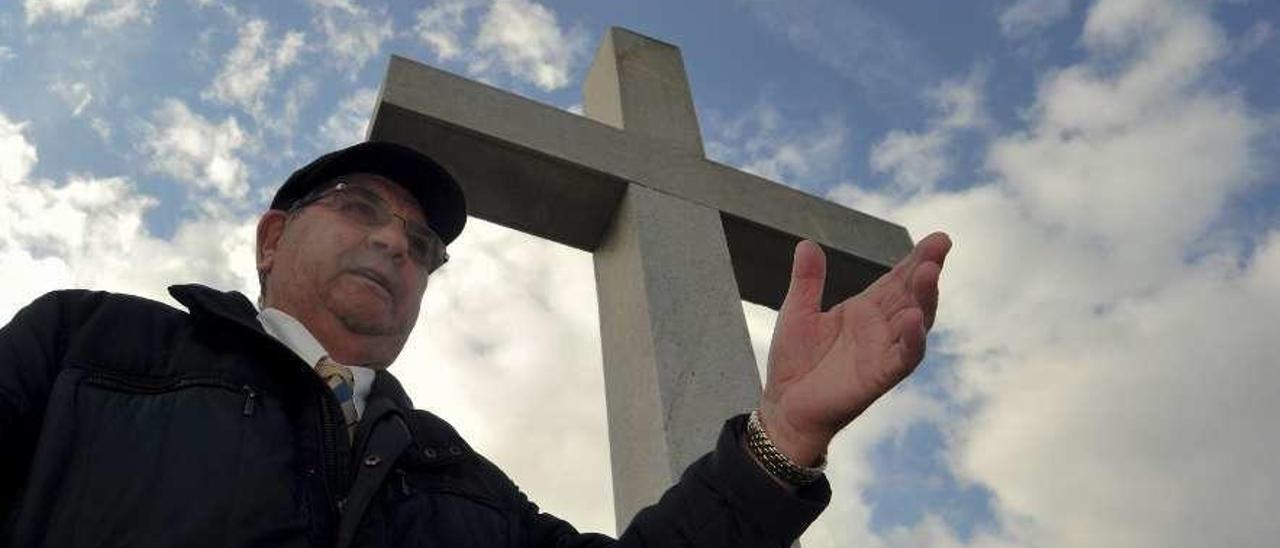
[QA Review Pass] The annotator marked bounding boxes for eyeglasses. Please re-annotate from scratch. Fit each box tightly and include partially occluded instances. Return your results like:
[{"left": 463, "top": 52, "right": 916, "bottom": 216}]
[{"left": 290, "top": 180, "right": 449, "bottom": 274}]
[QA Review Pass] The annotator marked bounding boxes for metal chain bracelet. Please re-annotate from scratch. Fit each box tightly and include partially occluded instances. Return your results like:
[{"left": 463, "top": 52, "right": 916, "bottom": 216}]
[{"left": 746, "top": 409, "right": 827, "bottom": 487}]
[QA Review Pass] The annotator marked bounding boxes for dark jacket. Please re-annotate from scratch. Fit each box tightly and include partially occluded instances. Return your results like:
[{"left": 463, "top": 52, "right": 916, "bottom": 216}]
[{"left": 0, "top": 285, "right": 830, "bottom": 547}]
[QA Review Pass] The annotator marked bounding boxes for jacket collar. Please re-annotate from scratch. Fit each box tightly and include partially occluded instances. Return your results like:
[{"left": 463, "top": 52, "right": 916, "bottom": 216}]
[
  {"left": 168, "top": 283, "right": 323, "bottom": 385},
  {"left": 169, "top": 284, "right": 475, "bottom": 463},
  {"left": 167, "top": 286, "right": 423, "bottom": 405},
  {"left": 369, "top": 369, "right": 415, "bottom": 410},
  {"left": 168, "top": 283, "right": 268, "bottom": 338},
  {"left": 364, "top": 369, "right": 476, "bottom": 464}
]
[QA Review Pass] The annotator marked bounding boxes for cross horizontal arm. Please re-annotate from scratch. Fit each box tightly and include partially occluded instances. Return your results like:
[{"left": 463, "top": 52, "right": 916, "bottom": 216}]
[{"left": 369, "top": 55, "right": 912, "bottom": 309}]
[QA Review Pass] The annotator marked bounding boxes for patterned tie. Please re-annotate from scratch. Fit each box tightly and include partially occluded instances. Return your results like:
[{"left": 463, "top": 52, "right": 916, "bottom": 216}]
[{"left": 315, "top": 357, "right": 359, "bottom": 442}]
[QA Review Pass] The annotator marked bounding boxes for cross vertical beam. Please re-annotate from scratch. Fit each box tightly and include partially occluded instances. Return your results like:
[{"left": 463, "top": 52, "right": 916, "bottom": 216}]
[{"left": 585, "top": 28, "right": 763, "bottom": 529}]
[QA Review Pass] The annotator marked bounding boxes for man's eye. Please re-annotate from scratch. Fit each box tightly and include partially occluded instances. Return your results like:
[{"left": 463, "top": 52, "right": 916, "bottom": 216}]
[{"left": 339, "top": 200, "right": 381, "bottom": 223}]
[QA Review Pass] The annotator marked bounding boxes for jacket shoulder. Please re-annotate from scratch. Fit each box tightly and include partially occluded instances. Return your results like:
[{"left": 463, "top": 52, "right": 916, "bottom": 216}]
[
  {"left": 13, "top": 289, "right": 106, "bottom": 319},
  {"left": 23, "top": 288, "right": 183, "bottom": 311},
  {"left": 4, "top": 289, "right": 196, "bottom": 374},
  {"left": 7, "top": 289, "right": 183, "bottom": 330}
]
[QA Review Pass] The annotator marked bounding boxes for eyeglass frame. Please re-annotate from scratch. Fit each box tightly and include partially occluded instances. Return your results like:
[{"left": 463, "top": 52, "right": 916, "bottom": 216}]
[{"left": 287, "top": 178, "right": 450, "bottom": 274}]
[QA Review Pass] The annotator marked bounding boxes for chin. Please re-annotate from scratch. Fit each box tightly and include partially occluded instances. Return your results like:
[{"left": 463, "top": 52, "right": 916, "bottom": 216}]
[
  {"left": 338, "top": 309, "right": 403, "bottom": 337},
  {"left": 343, "top": 319, "right": 395, "bottom": 337},
  {"left": 326, "top": 296, "right": 402, "bottom": 338}
]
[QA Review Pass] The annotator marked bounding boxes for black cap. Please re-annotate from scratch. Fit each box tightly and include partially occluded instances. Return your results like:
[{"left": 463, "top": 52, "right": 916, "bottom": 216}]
[{"left": 271, "top": 141, "right": 467, "bottom": 244}]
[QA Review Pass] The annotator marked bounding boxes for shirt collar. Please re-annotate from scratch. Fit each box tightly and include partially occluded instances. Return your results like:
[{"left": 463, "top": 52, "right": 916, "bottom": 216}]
[{"left": 256, "top": 307, "right": 376, "bottom": 416}]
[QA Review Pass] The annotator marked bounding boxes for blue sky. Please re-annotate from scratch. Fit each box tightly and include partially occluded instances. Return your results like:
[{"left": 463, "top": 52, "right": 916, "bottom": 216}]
[{"left": 2, "top": 0, "right": 1278, "bottom": 546}]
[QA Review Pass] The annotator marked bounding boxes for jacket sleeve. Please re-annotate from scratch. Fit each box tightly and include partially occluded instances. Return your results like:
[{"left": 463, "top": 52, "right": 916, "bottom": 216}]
[
  {"left": 522, "top": 414, "right": 831, "bottom": 547},
  {"left": 0, "top": 291, "right": 98, "bottom": 524}
]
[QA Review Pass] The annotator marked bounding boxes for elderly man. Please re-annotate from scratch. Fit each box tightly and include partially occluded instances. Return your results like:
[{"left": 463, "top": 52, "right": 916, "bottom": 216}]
[{"left": 0, "top": 142, "right": 951, "bottom": 547}]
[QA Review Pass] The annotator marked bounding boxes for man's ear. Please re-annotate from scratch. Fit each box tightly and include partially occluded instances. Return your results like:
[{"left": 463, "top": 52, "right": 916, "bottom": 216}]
[{"left": 256, "top": 210, "right": 289, "bottom": 276}]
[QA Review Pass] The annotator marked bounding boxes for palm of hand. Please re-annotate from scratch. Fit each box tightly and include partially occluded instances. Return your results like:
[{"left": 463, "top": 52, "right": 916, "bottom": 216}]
[{"left": 760, "top": 233, "right": 951, "bottom": 463}]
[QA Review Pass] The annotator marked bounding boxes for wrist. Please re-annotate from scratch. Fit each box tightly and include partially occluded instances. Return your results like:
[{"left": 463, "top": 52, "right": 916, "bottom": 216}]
[
  {"left": 745, "top": 409, "right": 827, "bottom": 487},
  {"left": 740, "top": 433, "right": 798, "bottom": 493},
  {"left": 757, "top": 405, "right": 831, "bottom": 467}
]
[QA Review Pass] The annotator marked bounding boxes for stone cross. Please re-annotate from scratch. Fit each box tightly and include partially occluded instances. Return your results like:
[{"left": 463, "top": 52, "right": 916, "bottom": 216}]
[{"left": 369, "top": 27, "right": 912, "bottom": 533}]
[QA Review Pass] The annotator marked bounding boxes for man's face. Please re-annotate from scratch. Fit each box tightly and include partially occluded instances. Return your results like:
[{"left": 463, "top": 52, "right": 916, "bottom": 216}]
[{"left": 257, "top": 173, "right": 434, "bottom": 367}]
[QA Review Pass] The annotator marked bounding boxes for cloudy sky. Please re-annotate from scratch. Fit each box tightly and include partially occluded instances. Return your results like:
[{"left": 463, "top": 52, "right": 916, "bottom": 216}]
[{"left": 2, "top": 0, "right": 1279, "bottom": 546}]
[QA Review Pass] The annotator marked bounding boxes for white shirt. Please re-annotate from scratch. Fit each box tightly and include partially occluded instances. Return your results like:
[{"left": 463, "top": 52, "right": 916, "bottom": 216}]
[{"left": 257, "top": 307, "right": 376, "bottom": 418}]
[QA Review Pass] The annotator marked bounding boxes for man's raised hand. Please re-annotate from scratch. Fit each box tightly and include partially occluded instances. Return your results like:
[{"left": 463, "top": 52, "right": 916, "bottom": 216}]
[{"left": 757, "top": 232, "right": 952, "bottom": 466}]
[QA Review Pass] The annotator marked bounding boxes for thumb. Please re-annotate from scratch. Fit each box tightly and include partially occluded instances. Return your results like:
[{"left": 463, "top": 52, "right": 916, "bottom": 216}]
[{"left": 781, "top": 240, "right": 827, "bottom": 315}]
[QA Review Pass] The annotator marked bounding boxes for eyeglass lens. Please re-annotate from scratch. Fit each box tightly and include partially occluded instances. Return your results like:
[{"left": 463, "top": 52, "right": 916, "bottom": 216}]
[{"left": 330, "top": 185, "right": 446, "bottom": 271}]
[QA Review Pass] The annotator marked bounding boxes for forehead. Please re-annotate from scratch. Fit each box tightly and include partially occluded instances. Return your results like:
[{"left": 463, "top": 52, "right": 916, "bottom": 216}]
[{"left": 339, "top": 173, "right": 427, "bottom": 223}]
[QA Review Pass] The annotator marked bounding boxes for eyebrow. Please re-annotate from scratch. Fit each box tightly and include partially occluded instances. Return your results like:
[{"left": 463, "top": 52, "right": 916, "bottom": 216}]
[{"left": 342, "top": 179, "right": 430, "bottom": 225}]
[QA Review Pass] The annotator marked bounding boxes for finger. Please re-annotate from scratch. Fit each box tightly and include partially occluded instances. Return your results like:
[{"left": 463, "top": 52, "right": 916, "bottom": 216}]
[
  {"left": 915, "top": 232, "right": 952, "bottom": 271},
  {"left": 899, "top": 232, "right": 951, "bottom": 289},
  {"left": 912, "top": 260, "right": 942, "bottom": 330},
  {"left": 870, "top": 231, "right": 952, "bottom": 309},
  {"left": 781, "top": 240, "right": 827, "bottom": 315},
  {"left": 889, "top": 308, "right": 927, "bottom": 373},
  {"left": 916, "top": 231, "right": 952, "bottom": 258},
  {"left": 868, "top": 237, "right": 926, "bottom": 305},
  {"left": 911, "top": 232, "right": 950, "bottom": 330}
]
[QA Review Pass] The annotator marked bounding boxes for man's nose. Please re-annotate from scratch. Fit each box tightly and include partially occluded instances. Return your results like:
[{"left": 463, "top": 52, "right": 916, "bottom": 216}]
[{"left": 366, "top": 218, "right": 410, "bottom": 261}]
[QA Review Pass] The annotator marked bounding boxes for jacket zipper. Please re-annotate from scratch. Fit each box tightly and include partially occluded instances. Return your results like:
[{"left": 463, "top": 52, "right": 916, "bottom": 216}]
[
  {"left": 318, "top": 388, "right": 351, "bottom": 517},
  {"left": 242, "top": 386, "right": 258, "bottom": 416},
  {"left": 396, "top": 468, "right": 410, "bottom": 495},
  {"left": 84, "top": 372, "right": 259, "bottom": 417}
]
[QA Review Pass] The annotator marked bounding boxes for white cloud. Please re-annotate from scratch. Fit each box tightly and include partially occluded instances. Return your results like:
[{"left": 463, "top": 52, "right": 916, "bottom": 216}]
[
  {"left": 931, "top": 69, "right": 989, "bottom": 131},
  {"left": 0, "top": 114, "right": 38, "bottom": 186},
  {"left": 24, "top": 0, "right": 92, "bottom": 24},
  {"left": 997, "top": 2, "right": 1247, "bottom": 256},
  {"left": 999, "top": 0, "right": 1073, "bottom": 38},
  {"left": 830, "top": 0, "right": 1279, "bottom": 545},
  {"left": 88, "top": 116, "right": 111, "bottom": 141},
  {"left": 86, "top": 0, "right": 156, "bottom": 28},
  {"left": 412, "top": 0, "right": 587, "bottom": 92},
  {"left": 471, "top": 0, "right": 585, "bottom": 91},
  {"left": 869, "top": 68, "right": 987, "bottom": 193},
  {"left": 705, "top": 100, "right": 849, "bottom": 187},
  {"left": 0, "top": 110, "right": 258, "bottom": 324},
  {"left": 0, "top": 46, "right": 15, "bottom": 62},
  {"left": 415, "top": 0, "right": 479, "bottom": 61},
  {"left": 260, "top": 77, "right": 317, "bottom": 145},
  {"left": 204, "top": 19, "right": 306, "bottom": 119},
  {"left": 870, "top": 130, "right": 951, "bottom": 194},
  {"left": 318, "top": 86, "right": 377, "bottom": 150},
  {"left": 307, "top": 0, "right": 393, "bottom": 73},
  {"left": 49, "top": 80, "right": 92, "bottom": 117},
  {"left": 141, "top": 99, "right": 250, "bottom": 199},
  {"left": 23, "top": 0, "right": 157, "bottom": 28}
]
